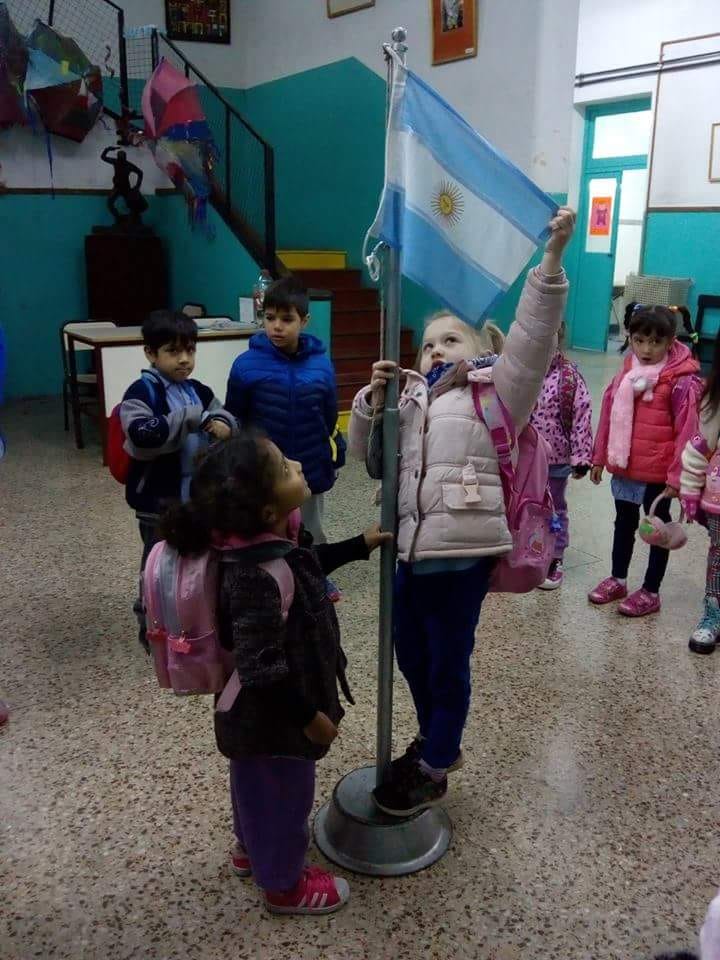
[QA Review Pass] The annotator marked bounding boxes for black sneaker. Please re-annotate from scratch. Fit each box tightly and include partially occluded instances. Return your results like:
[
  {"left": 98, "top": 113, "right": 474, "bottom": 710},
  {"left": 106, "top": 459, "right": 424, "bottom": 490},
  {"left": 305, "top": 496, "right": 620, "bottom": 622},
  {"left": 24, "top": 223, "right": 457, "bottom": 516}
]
[
  {"left": 373, "top": 761, "right": 447, "bottom": 817},
  {"left": 390, "top": 737, "right": 464, "bottom": 776}
]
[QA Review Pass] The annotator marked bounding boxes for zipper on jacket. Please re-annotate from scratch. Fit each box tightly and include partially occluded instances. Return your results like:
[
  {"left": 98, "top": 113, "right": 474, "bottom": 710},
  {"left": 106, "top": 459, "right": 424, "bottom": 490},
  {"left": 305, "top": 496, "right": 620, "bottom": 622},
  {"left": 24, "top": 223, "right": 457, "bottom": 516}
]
[{"left": 289, "top": 364, "right": 297, "bottom": 458}]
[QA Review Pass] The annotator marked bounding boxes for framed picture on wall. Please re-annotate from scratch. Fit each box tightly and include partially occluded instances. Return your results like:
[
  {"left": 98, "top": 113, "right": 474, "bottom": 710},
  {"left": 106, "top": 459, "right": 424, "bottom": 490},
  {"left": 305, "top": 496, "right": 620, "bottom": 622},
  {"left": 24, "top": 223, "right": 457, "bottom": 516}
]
[
  {"left": 432, "top": 0, "right": 478, "bottom": 65},
  {"left": 165, "top": 1, "right": 231, "bottom": 45},
  {"left": 710, "top": 123, "right": 720, "bottom": 182},
  {"left": 327, "top": 0, "right": 375, "bottom": 18}
]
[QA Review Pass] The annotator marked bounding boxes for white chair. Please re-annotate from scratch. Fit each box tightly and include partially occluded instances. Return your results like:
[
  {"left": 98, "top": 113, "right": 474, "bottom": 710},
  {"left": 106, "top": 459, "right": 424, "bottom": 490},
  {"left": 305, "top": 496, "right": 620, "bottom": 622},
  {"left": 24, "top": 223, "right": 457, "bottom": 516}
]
[{"left": 60, "top": 320, "right": 116, "bottom": 449}]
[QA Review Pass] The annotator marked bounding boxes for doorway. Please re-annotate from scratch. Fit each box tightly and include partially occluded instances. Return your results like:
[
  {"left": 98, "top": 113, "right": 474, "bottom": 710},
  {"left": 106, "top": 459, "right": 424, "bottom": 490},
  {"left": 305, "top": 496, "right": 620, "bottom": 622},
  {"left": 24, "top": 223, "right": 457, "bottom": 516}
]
[{"left": 571, "top": 100, "right": 652, "bottom": 352}]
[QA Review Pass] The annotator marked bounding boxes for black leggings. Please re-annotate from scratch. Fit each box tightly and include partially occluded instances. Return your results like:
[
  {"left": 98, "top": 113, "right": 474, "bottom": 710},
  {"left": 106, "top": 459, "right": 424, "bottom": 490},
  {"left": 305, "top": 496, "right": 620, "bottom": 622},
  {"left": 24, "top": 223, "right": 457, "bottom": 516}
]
[{"left": 611, "top": 482, "right": 672, "bottom": 593}]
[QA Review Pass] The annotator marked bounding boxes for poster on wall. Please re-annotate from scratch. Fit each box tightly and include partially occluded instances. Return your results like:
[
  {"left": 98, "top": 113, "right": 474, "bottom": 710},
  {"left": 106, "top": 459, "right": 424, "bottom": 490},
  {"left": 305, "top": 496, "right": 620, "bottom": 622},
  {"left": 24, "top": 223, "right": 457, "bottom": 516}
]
[
  {"left": 432, "top": 0, "right": 478, "bottom": 65},
  {"left": 589, "top": 196, "right": 612, "bottom": 236},
  {"left": 164, "top": 1, "right": 230, "bottom": 44}
]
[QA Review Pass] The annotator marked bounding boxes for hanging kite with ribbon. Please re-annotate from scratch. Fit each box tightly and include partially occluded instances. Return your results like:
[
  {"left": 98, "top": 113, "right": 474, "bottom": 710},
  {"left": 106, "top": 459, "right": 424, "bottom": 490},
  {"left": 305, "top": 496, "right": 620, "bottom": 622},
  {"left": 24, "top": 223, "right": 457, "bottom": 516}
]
[
  {"left": 142, "top": 59, "right": 219, "bottom": 233},
  {"left": 0, "top": 3, "right": 28, "bottom": 130},
  {"left": 24, "top": 19, "right": 103, "bottom": 143}
]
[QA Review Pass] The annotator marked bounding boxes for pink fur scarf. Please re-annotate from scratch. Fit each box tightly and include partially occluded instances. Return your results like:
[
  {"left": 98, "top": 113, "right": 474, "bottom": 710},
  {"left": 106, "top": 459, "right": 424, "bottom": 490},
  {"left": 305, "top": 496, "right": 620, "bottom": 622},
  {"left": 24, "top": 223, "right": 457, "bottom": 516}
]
[{"left": 607, "top": 354, "right": 668, "bottom": 469}]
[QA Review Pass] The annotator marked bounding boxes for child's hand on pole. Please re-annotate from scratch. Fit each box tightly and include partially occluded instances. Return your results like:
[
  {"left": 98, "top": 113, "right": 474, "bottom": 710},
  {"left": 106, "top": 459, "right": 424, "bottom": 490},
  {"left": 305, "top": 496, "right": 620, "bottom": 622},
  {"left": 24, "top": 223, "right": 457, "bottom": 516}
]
[
  {"left": 370, "top": 360, "right": 398, "bottom": 409},
  {"left": 363, "top": 522, "right": 394, "bottom": 552}
]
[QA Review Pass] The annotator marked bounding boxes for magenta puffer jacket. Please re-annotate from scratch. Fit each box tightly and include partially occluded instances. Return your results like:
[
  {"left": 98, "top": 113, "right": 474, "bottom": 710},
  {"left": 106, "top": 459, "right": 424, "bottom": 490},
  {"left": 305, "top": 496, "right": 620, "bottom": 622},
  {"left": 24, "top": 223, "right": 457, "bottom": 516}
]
[
  {"left": 529, "top": 353, "right": 593, "bottom": 467},
  {"left": 349, "top": 267, "right": 568, "bottom": 563}
]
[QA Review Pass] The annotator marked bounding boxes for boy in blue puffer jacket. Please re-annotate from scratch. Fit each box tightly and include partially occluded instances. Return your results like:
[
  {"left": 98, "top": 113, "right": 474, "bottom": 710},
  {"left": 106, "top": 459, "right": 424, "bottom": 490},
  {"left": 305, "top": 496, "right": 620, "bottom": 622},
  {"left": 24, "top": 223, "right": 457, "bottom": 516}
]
[{"left": 226, "top": 276, "right": 345, "bottom": 549}]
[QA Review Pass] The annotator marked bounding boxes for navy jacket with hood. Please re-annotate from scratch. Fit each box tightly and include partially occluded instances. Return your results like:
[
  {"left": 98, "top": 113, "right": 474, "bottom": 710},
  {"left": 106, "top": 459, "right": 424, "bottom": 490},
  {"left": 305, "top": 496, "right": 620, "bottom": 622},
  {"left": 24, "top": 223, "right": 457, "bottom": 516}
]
[{"left": 225, "top": 332, "right": 342, "bottom": 495}]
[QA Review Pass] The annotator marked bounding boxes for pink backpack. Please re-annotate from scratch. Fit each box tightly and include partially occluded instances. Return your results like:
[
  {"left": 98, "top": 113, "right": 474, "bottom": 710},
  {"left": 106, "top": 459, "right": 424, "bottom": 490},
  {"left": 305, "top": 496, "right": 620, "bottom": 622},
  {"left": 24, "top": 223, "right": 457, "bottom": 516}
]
[
  {"left": 143, "top": 542, "right": 295, "bottom": 700},
  {"left": 472, "top": 382, "right": 555, "bottom": 593}
]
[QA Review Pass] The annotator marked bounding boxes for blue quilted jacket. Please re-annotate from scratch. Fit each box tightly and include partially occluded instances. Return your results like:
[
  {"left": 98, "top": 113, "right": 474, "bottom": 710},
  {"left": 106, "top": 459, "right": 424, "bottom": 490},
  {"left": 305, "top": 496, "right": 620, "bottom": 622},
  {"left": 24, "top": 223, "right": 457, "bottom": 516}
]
[{"left": 225, "top": 332, "right": 341, "bottom": 494}]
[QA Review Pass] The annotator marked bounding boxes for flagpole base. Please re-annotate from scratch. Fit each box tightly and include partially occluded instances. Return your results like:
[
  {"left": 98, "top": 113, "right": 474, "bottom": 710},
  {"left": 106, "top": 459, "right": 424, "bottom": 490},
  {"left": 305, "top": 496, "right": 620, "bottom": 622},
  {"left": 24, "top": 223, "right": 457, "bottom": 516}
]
[{"left": 313, "top": 765, "right": 452, "bottom": 877}]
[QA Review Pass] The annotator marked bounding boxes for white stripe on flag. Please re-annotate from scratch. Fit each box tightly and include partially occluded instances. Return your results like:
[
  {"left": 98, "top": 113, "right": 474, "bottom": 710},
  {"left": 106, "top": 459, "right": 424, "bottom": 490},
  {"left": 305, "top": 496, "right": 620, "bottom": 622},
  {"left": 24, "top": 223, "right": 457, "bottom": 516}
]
[{"left": 388, "top": 131, "right": 537, "bottom": 288}]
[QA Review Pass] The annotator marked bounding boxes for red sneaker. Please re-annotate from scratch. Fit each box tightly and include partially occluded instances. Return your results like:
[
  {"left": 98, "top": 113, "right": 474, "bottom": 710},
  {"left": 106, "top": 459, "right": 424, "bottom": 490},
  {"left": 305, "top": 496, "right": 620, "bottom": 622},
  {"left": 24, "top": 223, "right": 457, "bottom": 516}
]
[
  {"left": 588, "top": 576, "right": 627, "bottom": 605},
  {"left": 230, "top": 846, "right": 252, "bottom": 878},
  {"left": 265, "top": 866, "right": 350, "bottom": 916},
  {"left": 618, "top": 588, "right": 661, "bottom": 618}
]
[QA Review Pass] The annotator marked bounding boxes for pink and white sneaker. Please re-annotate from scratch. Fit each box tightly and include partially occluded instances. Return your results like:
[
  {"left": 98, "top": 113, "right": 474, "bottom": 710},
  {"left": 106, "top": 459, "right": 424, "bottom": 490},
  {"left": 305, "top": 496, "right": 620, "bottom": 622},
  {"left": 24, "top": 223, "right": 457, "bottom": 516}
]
[
  {"left": 588, "top": 576, "right": 628, "bottom": 605},
  {"left": 538, "top": 559, "right": 564, "bottom": 590},
  {"left": 618, "top": 588, "right": 661, "bottom": 618},
  {"left": 265, "top": 866, "right": 350, "bottom": 916},
  {"left": 230, "top": 846, "right": 252, "bottom": 878}
]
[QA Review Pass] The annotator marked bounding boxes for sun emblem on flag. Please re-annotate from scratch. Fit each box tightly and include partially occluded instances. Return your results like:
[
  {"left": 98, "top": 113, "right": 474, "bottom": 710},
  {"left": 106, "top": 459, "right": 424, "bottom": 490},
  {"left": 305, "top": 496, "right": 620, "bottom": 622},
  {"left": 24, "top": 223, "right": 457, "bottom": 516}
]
[{"left": 431, "top": 180, "right": 464, "bottom": 226}]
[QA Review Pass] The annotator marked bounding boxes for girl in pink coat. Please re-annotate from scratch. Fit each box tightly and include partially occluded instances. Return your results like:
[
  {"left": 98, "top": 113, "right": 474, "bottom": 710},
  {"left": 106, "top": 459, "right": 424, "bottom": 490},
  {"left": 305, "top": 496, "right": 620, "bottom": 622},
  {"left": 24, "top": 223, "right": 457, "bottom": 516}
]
[
  {"left": 529, "top": 331, "right": 593, "bottom": 589},
  {"left": 589, "top": 304, "right": 701, "bottom": 617}
]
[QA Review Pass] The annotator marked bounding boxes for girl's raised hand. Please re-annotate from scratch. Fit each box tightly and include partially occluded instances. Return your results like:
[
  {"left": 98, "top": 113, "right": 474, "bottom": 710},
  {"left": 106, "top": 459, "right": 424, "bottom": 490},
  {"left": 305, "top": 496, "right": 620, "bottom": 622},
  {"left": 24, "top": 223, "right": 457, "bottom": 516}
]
[
  {"left": 542, "top": 206, "right": 576, "bottom": 273},
  {"left": 370, "top": 360, "right": 398, "bottom": 408}
]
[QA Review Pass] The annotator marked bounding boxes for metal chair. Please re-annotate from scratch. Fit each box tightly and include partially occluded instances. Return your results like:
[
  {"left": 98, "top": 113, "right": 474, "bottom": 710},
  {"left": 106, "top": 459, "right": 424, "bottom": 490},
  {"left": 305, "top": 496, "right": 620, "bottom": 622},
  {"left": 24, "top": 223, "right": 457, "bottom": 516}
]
[{"left": 60, "top": 320, "right": 115, "bottom": 449}]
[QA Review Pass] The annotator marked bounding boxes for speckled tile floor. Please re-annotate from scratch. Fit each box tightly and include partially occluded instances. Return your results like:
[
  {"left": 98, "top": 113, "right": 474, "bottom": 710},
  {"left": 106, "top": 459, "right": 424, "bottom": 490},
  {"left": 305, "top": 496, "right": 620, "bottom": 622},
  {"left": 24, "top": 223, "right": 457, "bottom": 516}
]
[{"left": 1, "top": 350, "right": 718, "bottom": 960}]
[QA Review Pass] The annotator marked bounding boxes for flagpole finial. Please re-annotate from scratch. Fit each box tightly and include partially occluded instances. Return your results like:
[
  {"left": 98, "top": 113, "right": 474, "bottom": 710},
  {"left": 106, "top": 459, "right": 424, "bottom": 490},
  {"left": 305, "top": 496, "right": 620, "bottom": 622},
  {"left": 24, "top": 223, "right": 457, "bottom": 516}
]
[{"left": 391, "top": 26, "right": 407, "bottom": 52}]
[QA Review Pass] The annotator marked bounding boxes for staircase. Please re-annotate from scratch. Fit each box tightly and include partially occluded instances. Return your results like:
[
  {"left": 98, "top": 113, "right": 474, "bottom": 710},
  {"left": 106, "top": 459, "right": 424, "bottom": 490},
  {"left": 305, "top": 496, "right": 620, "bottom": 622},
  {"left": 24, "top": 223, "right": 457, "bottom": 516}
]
[
  {"left": 17, "top": 8, "right": 413, "bottom": 405},
  {"left": 295, "top": 268, "right": 416, "bottom": 409}
]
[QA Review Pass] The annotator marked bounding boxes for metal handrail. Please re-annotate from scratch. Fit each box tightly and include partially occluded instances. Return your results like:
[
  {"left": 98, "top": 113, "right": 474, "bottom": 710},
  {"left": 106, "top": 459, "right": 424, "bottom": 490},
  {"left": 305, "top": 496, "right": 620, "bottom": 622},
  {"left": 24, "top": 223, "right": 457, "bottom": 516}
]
[{"left": 151, "top": 31, "right": 277, "bottom": 269}]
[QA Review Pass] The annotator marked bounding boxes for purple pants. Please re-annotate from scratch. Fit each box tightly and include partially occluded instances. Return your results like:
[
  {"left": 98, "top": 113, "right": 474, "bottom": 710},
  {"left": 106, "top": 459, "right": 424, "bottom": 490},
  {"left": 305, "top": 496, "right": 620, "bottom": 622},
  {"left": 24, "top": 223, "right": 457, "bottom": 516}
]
[
  {"left": 549, "top": 474, "right": 570, "bottom": 560},
  {"left": 230, "top": 755, "right": 316, "bottom": 892}
]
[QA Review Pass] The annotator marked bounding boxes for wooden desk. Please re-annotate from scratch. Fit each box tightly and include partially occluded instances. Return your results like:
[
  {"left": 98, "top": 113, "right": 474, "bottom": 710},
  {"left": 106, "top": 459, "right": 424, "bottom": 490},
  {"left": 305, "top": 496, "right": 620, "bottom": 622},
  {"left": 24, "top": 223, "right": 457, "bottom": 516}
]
[{"left": 65, "top": 323, "right": 253, "bottom": 462}]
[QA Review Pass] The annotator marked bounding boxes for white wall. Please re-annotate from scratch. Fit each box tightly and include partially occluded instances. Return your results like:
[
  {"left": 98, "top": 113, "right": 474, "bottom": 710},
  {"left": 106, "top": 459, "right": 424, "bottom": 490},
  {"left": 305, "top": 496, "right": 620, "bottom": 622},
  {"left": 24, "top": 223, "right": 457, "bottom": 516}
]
[
  {"left": 0, "top": 0, "right": 580, "bottom": 195},
  {"left": 231, "top": 0, "right": 580, "bottom": 194},
  {"left": 0, "top": 123, "right": 168, "bottom": 192},
  {"left": 650, "top": 36, "right": 720, "bottom": 207},
  {"left": 575, "top": 0, "right": 720, "bottom": 105}
]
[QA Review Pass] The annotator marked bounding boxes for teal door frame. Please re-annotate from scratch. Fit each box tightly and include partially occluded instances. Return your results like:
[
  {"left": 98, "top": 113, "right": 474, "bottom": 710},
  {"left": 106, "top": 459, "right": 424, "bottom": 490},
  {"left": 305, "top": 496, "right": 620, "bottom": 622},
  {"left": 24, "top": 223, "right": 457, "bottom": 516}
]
[{"left": 570, "top": 98, "right": 651, "bottom": 351}]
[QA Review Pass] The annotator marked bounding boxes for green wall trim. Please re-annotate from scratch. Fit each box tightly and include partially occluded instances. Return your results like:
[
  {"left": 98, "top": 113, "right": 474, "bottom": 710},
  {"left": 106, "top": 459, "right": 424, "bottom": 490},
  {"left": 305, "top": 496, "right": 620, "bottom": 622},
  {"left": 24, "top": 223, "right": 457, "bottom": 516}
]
[{"left": 643, "top": 210, "right": 720, "bottom": 324}]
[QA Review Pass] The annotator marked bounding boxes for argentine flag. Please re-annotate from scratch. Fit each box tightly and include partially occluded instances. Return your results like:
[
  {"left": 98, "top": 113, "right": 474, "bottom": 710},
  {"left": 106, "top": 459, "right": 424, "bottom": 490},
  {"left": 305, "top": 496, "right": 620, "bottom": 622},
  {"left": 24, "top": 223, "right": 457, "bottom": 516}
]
[{"left": 368, "top": 64, "right": 558, "bottom": 324}]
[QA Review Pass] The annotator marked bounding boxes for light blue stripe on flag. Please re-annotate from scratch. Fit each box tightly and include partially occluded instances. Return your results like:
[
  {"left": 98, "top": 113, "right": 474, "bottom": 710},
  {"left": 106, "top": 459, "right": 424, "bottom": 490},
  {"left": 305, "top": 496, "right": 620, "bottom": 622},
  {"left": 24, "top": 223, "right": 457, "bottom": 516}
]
[{"left": 399, "top": 72, "right": 556, "bottom": 245}]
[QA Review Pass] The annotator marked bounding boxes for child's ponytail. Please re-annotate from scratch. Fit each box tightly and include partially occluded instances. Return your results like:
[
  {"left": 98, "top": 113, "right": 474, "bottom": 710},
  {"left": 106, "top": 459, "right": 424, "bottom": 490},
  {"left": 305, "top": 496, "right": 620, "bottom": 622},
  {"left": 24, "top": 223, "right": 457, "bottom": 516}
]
[{"left": 160, "top": 500, "right": 213, "bottom": 556}]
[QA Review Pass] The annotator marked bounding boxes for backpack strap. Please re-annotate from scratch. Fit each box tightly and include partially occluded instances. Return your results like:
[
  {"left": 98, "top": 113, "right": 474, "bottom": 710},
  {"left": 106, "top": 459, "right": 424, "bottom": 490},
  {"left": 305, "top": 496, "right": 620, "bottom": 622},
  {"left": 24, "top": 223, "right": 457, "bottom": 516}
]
[
  {"left": 215, "top": 557, "right": 296, "bottom": 714},
  {"left": 471, "top": 381, "right": 517, "bottom": 499},
  {"left": 557, "top": 358, "right": 578, "bottom": 440}
]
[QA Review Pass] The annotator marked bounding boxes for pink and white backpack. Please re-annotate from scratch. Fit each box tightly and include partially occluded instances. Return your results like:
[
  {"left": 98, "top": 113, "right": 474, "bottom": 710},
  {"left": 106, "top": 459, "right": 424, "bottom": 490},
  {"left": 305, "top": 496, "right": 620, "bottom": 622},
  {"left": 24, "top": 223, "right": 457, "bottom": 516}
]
[
  {"left": 143, "top": 524, "right": 297, "bottom": 701},
  {"left": 472, "top": 381, "right": 555, "bottom": 593}
]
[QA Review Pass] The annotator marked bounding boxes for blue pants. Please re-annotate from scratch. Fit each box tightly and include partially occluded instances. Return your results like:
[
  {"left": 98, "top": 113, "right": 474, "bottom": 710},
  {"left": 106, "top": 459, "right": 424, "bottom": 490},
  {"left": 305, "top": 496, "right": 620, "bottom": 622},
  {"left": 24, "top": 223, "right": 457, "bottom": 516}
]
[{"left": 393, "top": 559, "right": 494, "bottom": 769}]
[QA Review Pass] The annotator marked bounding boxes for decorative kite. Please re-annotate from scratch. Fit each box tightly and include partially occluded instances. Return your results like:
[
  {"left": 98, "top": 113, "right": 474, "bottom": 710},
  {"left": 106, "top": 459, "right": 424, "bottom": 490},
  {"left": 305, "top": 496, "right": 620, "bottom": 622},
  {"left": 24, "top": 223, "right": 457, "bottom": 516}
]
[
  {"left": 0, "top": 3, "right": 28, "bottom": 130},
  {"left": 24, "top": 19, "right": 103, "bottom": 143},
  {"left": 142, "top": 59, "right": 219, "bottom": 232}
]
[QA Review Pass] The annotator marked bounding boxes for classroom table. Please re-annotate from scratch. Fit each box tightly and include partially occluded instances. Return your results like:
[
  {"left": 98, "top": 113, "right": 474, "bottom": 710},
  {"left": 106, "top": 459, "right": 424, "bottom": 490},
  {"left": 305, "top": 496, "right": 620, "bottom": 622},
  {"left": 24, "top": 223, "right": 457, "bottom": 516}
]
[{"left": 65, "top": 323, "right": 254, "bottom": 463}]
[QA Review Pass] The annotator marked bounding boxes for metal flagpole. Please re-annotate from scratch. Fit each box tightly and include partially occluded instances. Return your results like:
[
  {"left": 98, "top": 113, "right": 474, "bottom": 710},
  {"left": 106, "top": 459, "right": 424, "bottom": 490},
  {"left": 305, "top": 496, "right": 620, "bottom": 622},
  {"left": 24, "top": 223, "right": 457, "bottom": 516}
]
[
  {"left": 375, "top": 29, "right": 404, "bottom": 787},
  {"left": 314, "top": 28, "right": 452, "bottom": 877}
]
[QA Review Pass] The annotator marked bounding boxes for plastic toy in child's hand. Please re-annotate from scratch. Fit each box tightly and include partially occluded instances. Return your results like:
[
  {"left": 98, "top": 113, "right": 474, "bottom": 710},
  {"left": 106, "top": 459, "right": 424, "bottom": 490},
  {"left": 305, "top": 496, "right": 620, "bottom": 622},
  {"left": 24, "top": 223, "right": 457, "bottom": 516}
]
[
  {"left": 639, "top": 495, "right": 688, "bottom": 550},
  {"left": 680, "top": 492, "right": 701, "bottom": 522}
]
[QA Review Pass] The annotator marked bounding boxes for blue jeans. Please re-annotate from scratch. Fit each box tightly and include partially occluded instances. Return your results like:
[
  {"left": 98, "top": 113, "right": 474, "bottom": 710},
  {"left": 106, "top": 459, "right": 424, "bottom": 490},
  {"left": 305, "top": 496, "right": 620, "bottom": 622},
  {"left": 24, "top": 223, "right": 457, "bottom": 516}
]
[{"left": 393, "top": 558, "right": 494, "bottom": 769}]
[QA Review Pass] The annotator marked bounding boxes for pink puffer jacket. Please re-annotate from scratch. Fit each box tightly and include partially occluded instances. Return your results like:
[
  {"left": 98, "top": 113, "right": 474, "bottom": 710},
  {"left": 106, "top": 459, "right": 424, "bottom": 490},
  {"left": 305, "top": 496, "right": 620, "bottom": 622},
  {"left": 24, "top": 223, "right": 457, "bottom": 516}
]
[
  {"left": 592, "top": 341, "right": 701, "bottom": 486},
  {"left": 349, "top": 267, "right": 568, "bottom": 562}
]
